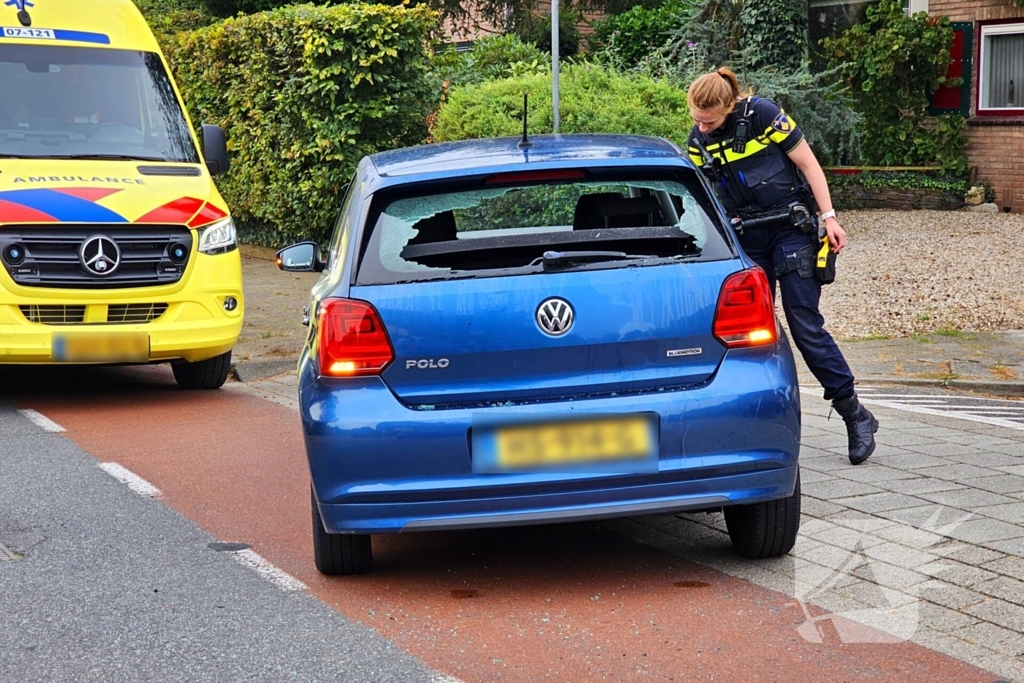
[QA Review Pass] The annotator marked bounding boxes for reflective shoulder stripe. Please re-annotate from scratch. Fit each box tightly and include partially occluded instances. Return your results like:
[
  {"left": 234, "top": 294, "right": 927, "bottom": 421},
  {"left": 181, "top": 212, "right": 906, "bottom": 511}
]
[{"left": 716, "top": 138, "right": 771, "bottom": 164}]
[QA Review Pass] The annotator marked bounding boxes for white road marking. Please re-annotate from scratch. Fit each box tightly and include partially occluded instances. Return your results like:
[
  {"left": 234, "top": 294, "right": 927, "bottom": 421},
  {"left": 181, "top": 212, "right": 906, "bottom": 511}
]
[
  {"left": 98, "top": 462, "right": 162, "bottom": 498},
  {"left": 803, "top": 386, "right": 1024, "bottom": 431},
  {"left": 231, "top": 549, "right": 308, "bottom": 592},
  {"left": 18, "top": 408, "right": 65, "bottom": 432},
  {"left": 430, "top": 675, "right": 467, "bottom": 683}
]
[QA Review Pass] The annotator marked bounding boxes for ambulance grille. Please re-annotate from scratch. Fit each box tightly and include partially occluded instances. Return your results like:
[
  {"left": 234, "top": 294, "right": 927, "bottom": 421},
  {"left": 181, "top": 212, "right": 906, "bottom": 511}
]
[
  {"left": 18, "top": 303, "right": 168, "bottom": 325},
  {"left": 19, "top": 305, "right": 86, "bottom": 325},
  {"left": 0, "top": 225, "right": 192, "bottom": 289}
]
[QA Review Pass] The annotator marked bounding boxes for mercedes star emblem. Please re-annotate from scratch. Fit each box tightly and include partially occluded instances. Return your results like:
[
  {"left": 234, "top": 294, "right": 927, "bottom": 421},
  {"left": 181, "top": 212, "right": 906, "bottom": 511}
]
[
  {"left": 536, "top": 297, "right": 574, "bottom": 336},
  {"left": 80, "top": 235, "right": 121, "bottom": 276}
]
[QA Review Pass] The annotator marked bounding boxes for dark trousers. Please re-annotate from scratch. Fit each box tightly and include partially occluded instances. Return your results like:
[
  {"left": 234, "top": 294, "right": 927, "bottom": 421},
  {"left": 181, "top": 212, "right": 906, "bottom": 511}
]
[{"left": 738, "top": 224, "right": 856, "bottom": 402}]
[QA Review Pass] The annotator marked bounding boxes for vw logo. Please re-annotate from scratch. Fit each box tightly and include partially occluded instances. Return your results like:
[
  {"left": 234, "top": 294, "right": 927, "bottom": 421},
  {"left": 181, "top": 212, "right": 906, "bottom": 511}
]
[
  {"left": 536, "top": 297, "right": 574, "bottom": 336},
  {"left": 79, "top": 235, "right": 120, "bottom": 276}
]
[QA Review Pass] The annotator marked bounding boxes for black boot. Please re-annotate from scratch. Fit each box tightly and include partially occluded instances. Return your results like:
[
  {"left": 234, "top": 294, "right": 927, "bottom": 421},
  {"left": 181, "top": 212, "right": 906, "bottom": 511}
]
[{"left": 832, "top": 394, "right": 878, "bottom": 465}]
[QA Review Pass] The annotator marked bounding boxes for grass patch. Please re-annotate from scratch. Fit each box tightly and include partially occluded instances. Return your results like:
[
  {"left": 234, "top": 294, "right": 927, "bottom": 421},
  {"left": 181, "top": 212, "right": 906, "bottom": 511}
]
[
  {"left": 910, "top": 334, "right": 935, "bottom": 344},
  {"left": 990, "top": 365, "right": 1019, "bottom": 381},
  {"left": 935, "top": 327, "right": 965, "bottom": 337}
]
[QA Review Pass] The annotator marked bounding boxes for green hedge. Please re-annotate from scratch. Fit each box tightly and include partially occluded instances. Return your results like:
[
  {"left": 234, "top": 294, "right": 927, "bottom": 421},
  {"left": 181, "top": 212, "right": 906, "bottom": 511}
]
[
  {"left": 432, "top": 63, "right": 692, "bottom": 146},
  {"left": 167, "top": 3, "right": 438, "bottom": 246}
]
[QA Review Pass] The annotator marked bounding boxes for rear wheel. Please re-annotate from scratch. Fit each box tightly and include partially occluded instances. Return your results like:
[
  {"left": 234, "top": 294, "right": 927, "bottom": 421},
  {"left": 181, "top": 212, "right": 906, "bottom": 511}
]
[
  {"left": 311, "top": 488, "right": 372, "bottom": 575},
  {"left": 171, "top": 351, "right": 232, "bottom": 390},
  {"left": 724, "top": 472, "right": 800, "bottom": 559}
]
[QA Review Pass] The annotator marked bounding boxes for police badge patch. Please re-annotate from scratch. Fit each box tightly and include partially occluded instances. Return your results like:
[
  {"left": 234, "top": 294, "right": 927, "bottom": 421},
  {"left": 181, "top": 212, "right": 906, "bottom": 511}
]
[{"left": 771, "top": 112, "right": 793, "bottom": 133}]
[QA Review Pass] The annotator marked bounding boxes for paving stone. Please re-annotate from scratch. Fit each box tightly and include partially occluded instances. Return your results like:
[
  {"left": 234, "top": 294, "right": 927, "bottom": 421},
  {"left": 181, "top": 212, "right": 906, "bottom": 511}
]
[
  {"left": 798, "top": 469, "right": 834, "bottom": 485},
  {"left": 982, "top": 555, "right": 1024, "bottom": 582},
  {"left": 870, "top": 523, "right": 952, "bottom": 551},
  {"left": 953, "top": 621, "right": 1024, "bottom": 658},
  {"left": 904, "top": 442, "right": 984, "bottom": 458},
  {"left": 987, "top": 442, "right": 1024, "bottom": 457},
  {"left": 963, "top": 452, "right": 1024, "bottom": 469},
  {"left": 903, "top": 426, "right": 981, "bottom": 439},
  {"left": 919, "top": 580, "right": 988, "bottom": 610},
  {"left": 975, "top": 575, "right": 1024, "bottom": 607},
  {"left": 839, "top": 577, "right": 918, "bottom": 608},
  {"left": 976, "top": 502, "right": 1024, "bottom": 525},
  {"left": 917, "top": 602, "right": 981, "bottom": 634},
  {"left": 962, "top": 476, "right": 1024, "bottom": 495},
  {"left": 794, "top": 542, "right": 861, "bottom": 571},
  {"left": 809, "top": 523, "right": 887, "bottom": 551},
  {"left": 801, "top": 434, "right": 851, "bottom": 450},
  {"left": 864, "top": 542, "right": 939, "bottom": 571},
  {"left": 996, "top": 465, "right": 1024, "bottom": 476},
  {"left": 881, "top": 453, "right": 955, "bottom": 471},
  {"left": 985, "top": 536, "right": 1024, "bottom": 558},
  {"left": 946, "top": 544, "right": 1006, "bottom": 566},
  {"left": 914, "top": 627, "right": 1024, "bottom": 683},
  {"left": 917, "top": 488, "right": 1021, "bottom": 510},
  {"left": 822, "top": 510, "right": 899, "bottom": 531},
  {"left": 965, "top": 597, "right": 1024, "bottom": 631},
  {"left": 876, "top": 504, "right": 975, "bottom": 528},
  {"left": 946, "top": 518, "right": 1024, "bottom": 544},
  {"left": 835, "top": 492, "right": 932, "bottom": 514},
  {"left": 875, "top": 432, "right": 944, "bottom": 448},
  {"left": 800, "top": 497, "right": 848, "bottom": 518},
  {"left": 832, "top": 465, "right": 919, "bottom": 484},
  {"left": 804, "top": 479, "right": 884, "bottom": 500},
  {"left": 883, "top": 478, "right": 966, "bottom": 496},
  {"left": 916, "top": 560, "right": 998, "bottom": 588},
  {"left": 914, "top": 463, "right": 1005, "bottom": 482},
  {"left": 852, "top": 558, "right": 929, "bottom": 592}
]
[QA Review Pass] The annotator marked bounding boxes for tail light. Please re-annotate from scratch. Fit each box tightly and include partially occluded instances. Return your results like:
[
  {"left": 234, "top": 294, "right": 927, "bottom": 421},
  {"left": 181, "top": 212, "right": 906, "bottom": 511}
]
[
  {"left": 317, "top": 298, "right": 394, "bottom": 376},
  {"left": 713, "top": 268, "right": 777, "bottom": 348}
]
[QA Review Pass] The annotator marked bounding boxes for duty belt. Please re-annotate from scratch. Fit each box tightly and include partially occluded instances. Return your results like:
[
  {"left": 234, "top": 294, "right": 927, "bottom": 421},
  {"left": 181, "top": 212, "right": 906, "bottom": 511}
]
[{"left": 729, "top": 202, "right": 815, "bottom": 235}]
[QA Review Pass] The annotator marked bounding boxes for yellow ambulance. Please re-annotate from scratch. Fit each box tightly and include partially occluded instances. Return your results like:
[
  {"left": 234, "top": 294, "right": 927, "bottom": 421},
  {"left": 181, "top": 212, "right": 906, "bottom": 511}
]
[{"left": 0, "top": 0, "right": 242, "bottom": 389}]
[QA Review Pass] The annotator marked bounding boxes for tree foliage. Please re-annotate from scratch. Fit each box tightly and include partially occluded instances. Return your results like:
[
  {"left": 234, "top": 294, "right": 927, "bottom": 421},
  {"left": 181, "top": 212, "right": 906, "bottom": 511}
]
[
  {"left": 167, "top": 3, "right": 437, "bottom": 246},
  {"left": 432, "top": 34, "right": 548, "bottom": 90},
  {"left": 589, "top": 0, "right": 695, "bottom": 66},
  {"left": 823, "top": 0, "right": 967, "bottom": 172}
]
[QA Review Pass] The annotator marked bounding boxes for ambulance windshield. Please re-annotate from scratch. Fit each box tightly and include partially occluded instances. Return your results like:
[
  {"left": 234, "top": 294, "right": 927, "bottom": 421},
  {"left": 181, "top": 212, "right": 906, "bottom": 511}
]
[{"left": 0, "top": 44, "right": 199, "bottom": 163}]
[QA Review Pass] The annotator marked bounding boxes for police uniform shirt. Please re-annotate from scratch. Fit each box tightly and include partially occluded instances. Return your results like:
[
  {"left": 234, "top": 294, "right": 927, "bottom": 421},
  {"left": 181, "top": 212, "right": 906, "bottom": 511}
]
[{"left": 687, "top": 97, "right": 806, "bottom": 216}]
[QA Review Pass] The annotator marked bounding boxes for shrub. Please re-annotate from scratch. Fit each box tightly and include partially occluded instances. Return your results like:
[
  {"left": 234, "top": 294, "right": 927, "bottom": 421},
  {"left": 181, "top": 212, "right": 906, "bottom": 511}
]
[
  {"left": 432, "top": 63, "right": 692, "bottom": 146},
  {"left": 135, "top": 0, "right": 217, "bottom": 45},
  {"left": 823, "top": 0, "right": 967, "bottom": 173},
  {"left": 591, "top": 0, "right": 695, "bottom": 66},
  {"left": 432, "top": 34, "right": 548, "bottom": 90},
  {"left": 167, "top": 3, "right": 437, "bottom": 246}
]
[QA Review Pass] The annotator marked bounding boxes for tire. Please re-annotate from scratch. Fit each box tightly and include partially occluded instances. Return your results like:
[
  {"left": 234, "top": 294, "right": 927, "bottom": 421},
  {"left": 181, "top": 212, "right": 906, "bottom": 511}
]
[
  {"left": 724, "top": 471, "right": 801, "bottom": 559},
  {"left": 171, "top": 351, "right": 232, "bottom": 390},
  {"left": 311, "top": 488, "right": 372, "bottom": 575}
]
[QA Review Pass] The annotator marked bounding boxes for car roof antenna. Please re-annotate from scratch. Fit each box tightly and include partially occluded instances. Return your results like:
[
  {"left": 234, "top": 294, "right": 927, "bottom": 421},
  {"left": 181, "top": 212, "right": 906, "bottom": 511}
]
[
  {"left": 517, "top": 92, "right": 532, "bottom": 150},
  {"left": 14, "top": 0, "right": 32, "bottom": 26}
]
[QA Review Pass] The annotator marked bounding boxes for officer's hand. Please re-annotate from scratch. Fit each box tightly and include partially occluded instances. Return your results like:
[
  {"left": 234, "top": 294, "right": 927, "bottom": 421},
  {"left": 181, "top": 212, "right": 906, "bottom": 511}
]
[{"left": 824, "top": 217, "right": 846, "bottom": 253}]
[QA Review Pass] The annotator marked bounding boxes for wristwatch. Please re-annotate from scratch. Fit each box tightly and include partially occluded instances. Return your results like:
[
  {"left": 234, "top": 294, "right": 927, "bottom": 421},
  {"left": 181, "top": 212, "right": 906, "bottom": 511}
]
[{"left": 820, "top": 209, "right": 837, "bottom": 221}]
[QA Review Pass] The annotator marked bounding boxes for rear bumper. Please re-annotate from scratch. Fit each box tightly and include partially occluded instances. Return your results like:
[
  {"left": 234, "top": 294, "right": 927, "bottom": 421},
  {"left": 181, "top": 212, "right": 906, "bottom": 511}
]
[
  {"left": 0, "top": 251, "right": 243, "bottom": 364},
  {"left": 304, "top": 344, "right": 802, "bottom": 534}
]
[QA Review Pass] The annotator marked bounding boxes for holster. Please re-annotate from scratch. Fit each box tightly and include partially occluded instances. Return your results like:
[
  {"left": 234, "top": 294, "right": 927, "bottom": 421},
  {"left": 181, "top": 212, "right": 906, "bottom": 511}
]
[
  {"left": 775, "top": 243, "right": 817, "bottom": 279},
  {"left": 816, "top": 238, "right": 837, "bottom": 285}
]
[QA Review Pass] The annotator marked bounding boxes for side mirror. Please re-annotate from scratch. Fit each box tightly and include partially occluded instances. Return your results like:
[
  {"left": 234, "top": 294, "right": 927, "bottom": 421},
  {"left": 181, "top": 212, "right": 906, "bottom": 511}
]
[
  {"left": 201, "top": 124, "right": 230, "bottom": 176},
  {"left": 276, "top": 242, "right": 325, "bottom": 273}
]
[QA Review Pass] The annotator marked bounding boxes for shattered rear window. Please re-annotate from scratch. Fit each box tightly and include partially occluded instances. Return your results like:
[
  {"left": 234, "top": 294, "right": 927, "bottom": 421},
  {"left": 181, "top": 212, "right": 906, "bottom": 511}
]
[{"left": 356, "top": 170, "right": 733, "bottom": 285}]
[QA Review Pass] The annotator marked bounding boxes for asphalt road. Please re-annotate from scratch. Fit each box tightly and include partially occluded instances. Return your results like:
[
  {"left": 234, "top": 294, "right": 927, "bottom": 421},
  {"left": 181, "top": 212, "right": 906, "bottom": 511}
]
[{"left": 2, "top": 364, "right": 1012, "bottom": 682}]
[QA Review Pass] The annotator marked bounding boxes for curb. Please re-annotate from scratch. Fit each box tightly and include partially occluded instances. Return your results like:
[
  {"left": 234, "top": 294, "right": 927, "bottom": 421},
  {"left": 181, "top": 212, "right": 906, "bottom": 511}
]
[
  {"left": 230, "top": 358, "right": 297, "bottom": 383},
  {"left": 856, "top": 376, "right": 1024, "bottom": 398}
]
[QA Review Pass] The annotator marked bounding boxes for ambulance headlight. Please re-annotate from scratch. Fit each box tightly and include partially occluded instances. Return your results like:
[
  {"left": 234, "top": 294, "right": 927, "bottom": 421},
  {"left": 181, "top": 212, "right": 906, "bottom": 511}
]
[{"left": 198, "top": 217, "right": 237, "bottom": 255}]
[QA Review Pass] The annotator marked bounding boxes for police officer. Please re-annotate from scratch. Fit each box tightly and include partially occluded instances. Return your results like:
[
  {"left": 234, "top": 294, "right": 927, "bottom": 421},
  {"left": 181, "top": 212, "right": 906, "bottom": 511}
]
[{"left": 687, "top": 67, "right": 878, "bottom": 465}]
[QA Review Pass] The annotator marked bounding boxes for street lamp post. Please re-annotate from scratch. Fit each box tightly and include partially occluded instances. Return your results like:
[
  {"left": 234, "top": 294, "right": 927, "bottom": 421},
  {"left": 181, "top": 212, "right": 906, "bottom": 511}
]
[{"left": 551, "top": 0, "right": 560, "bottom": 133}]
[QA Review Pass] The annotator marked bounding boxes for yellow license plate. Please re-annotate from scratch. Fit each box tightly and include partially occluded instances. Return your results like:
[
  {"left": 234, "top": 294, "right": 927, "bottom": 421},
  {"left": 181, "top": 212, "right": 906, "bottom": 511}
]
[
  {"left": 496, "top": 417, "right": 654, "bottom": 468},
  {"left": 52, "top": 332, "right": 150, "bottom": 362}
]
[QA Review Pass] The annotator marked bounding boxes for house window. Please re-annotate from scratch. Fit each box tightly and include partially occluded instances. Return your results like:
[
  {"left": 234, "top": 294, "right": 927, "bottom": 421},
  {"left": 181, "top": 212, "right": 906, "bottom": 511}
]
[{"left": 979, "top": 22, "right": 1024, "bottom": 112}]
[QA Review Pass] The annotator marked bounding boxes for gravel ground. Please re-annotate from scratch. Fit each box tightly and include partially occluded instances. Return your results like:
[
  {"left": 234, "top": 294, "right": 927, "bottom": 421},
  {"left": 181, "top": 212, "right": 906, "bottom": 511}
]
[{"left": 818, "top": 209, "right": 1024, "bottom": 340}]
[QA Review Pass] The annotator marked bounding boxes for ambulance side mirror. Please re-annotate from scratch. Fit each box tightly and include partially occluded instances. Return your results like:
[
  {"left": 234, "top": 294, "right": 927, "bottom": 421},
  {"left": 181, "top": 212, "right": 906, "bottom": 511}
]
[{"left": 201, "top": 124, "right": 230, "bottom": 176}]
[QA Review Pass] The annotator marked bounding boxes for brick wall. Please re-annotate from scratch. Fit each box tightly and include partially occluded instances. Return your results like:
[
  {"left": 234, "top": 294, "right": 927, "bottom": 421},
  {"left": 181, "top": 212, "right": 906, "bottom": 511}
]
[
  {"left": 928, "top": 2, "right": 1024, "bottom": 212},
  {"left": 967, "top": 124, "right": 1024, "bottom": 212}
]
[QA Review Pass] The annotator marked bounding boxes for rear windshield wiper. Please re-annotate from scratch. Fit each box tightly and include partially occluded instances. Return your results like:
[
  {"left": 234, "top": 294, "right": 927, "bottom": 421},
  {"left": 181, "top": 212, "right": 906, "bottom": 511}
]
[{"left": 534, "top": 250, "right": 658, "bottom": 270}]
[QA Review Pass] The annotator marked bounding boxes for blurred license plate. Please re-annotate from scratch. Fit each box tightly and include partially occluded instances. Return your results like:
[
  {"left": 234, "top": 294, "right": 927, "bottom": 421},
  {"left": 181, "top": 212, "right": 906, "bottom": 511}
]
[
  {"left": 52, "top": 332, "right": 149, "bottom": 362},
  {"left": 495, "top": 416, "right": 654, "bottom": 469}
]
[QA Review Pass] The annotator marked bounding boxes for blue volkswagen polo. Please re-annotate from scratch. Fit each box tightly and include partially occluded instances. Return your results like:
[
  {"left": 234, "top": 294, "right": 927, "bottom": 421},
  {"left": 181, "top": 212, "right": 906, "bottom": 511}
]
[{"left": 277, "top": 134, "right": 801, "bottom": 575}]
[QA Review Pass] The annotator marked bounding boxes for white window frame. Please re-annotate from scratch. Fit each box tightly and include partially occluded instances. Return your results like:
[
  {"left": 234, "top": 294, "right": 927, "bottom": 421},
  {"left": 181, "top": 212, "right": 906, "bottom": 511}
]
[{"left": 979, "top": 22, "right": 1024, "bottom": 112}]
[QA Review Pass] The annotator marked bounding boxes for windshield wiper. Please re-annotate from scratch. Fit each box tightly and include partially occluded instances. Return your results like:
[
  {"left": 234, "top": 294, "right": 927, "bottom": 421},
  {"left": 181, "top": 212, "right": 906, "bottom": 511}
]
[
  {"left": 534, "top": 250, "right": 658, "bottom": 270},
  {"left": 44, "top": 154, "right": 167, "bottom": 162}
]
